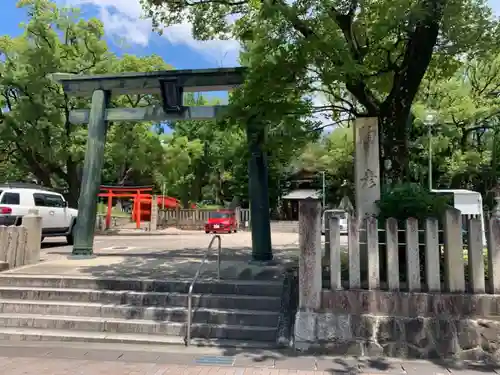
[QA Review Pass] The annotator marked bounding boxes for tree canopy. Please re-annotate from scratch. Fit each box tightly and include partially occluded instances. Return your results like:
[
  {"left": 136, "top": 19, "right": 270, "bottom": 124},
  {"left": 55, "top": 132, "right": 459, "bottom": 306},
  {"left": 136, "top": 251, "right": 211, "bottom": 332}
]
[
  {"left": 141, "top": 0, "right": 500, "bottom": 183},
  {"left": 1, "top": 0, "right": 500, "bottom": 217}
]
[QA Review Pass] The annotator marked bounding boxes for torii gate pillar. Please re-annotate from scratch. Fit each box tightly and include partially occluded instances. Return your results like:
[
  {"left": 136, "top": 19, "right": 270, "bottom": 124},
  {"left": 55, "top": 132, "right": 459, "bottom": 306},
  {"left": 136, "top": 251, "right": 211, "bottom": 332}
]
[
  {"left": 54, "top": 68, "right": 273, "bottom": 261},
  {"left": 72, "top": 90, "right": 109, "bottom": 255}
]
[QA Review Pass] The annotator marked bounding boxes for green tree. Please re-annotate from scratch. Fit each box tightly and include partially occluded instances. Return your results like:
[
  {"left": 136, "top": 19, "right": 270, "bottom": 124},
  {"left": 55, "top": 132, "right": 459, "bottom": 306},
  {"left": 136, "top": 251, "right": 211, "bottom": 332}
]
[
  {"left": 0, "top": 0, "right": 111, "bottom": 205},
  {"left": 0, "top": 0, "right": 174, "bottom": 205},
  {"left": 103, "top": 54, "right": 172, "bottom": 186},
  {"left": 412, "top": 52, "right": 500, "bottom": 194},
  {"left": 141, "top": 0, "right": 500, "bottom": 182},
  {"left": 295, "top": 127, "right": 354, "bottom": 205},
  {"left": 156, "top": 134, "right": 204, "bottom": 206}
]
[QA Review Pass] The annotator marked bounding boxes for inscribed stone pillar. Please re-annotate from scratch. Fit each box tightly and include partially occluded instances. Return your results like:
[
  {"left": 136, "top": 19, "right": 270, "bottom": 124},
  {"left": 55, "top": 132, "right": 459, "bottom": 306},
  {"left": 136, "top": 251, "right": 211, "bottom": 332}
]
[
  {"left": 73, "top": 89, "right": 110, "bottom": 256},
  {"left": 354, "top": 117, "right": 381, "bottom": 219},
  {"left": 354, "top": 117, "right": 381, "bottom": 276}
]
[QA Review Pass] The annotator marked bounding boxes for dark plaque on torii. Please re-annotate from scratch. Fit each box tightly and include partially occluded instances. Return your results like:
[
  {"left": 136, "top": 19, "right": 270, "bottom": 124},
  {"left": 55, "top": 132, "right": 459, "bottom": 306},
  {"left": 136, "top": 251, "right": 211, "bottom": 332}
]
[{"left": 159, "top": 78, "right": 184, "bottom": 113}]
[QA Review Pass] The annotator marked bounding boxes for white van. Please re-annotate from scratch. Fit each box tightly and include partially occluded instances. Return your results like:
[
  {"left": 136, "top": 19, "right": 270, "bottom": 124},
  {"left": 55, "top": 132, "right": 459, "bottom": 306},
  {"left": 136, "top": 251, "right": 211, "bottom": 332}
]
[
  {"left": 0, "top": 183, "right": 78, "bottom": 244},
  {"left": 321, "top": 209, "right": 348, "bottom": 234}
]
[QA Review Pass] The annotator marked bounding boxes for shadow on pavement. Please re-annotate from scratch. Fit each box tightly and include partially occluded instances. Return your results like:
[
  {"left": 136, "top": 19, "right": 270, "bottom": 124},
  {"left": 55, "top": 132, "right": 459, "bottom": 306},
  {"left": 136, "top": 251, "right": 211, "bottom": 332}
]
[{"left": 41, "top": 241, "right": 68, "bottom": 249}]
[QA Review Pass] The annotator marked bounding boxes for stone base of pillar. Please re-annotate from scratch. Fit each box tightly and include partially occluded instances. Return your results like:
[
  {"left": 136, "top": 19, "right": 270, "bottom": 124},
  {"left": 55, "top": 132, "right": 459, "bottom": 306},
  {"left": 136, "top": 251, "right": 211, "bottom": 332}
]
[
  {"left": 71, "top": 247, "right": 94, "bottom": 256},
  {"left": 293, "top": 310, "right": 317, "bottom": 351},
  {"left": 68, "top": 254, "right": 97, "bottom": 260}
]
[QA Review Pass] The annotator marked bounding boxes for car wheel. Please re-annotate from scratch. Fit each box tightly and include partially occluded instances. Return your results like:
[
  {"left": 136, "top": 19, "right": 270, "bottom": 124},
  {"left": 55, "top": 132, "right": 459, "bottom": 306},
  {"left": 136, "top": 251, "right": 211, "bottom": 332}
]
[
  {"left": 205, "top": 230, "right": 209, "bottom": 234},
  {"left": 66, "top": 226, "right": 74, "bottom": 245}
]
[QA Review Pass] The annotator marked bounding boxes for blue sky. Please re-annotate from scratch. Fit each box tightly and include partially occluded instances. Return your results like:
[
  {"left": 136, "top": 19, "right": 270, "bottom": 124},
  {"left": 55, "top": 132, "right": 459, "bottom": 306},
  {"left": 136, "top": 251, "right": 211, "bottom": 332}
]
[
  {"left": 0, "top": 0, "right": 241, "bottom": 70},
  {"left": 0, "top": 0, "right": 499, "bottom": 123},
  {"left": 2, "top": 0, "right": 497, "bottom": 73}
]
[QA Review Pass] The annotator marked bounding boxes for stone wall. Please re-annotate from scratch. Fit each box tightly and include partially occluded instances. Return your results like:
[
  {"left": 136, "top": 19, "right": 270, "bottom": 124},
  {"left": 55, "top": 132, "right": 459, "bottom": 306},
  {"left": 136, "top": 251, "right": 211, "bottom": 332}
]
[
  {"left": 0, "top": 211, "right": 42, "bottom": 270},
  {"left": 295, "top": 289, "right": 500, "bottom": 361}
]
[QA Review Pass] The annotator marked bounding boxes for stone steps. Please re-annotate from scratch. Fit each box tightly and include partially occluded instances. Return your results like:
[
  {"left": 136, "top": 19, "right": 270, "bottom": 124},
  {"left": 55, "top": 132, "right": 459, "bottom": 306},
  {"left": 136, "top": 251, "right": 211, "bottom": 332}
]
[
  {"left": 0, "top": 327, "right": 277, "bottom": 348},
  {"left": 0, "top": 274, "right": 286, "bottom": 347},
  {"left": 0, "top": 314, "right": 277, "bottom": 341},
  {"left": 0, "top": 287, "right": 282, "bottom": 311},
  {"left": 0, "top": 299, "right": 279, "bottom": 326},
  {"left": 0, "top": 275, "right": 284, "bottom": 297}
]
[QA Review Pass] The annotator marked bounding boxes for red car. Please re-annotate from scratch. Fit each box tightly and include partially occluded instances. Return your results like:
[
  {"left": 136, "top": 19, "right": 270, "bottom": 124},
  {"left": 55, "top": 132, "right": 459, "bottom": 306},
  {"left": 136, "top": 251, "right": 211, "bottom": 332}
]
[{"left": 205, "top": 210, "right": 237, "bottom": 234}]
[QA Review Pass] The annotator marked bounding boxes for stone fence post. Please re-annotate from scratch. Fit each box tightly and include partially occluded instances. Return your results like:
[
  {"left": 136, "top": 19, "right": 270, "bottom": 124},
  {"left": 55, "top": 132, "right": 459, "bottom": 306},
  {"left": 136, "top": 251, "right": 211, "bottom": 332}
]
[
  {"left": 294, "top": 197, "right": 322, "bottom": 350},
  {"left": 23, "top": 209, "right": 42, "bottom": 266},
  {"left": 235, "top": 206, "right": 241, "bottom": 229},
  {"left": 0, "top": 227, "right": 8, "bottom": 271},
  {"left": 150, "top": 195, "right": 158, "bottom": 232}
]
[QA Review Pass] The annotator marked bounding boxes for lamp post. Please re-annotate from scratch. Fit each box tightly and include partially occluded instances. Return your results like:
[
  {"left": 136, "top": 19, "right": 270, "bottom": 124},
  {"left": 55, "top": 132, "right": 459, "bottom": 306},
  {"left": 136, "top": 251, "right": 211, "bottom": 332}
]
[
  {"left": 424, "top": 110, "right": 438, "bottom": 191},
  {"left": 320, "top": 171, "right": 326, "bottom": 208}
]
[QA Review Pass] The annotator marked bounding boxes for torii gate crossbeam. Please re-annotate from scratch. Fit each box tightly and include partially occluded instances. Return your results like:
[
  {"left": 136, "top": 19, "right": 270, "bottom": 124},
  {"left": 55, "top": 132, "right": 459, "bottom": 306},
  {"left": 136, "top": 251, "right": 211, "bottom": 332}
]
[{"left": 53, "top": 67, "right": 273, "bottom": 262}]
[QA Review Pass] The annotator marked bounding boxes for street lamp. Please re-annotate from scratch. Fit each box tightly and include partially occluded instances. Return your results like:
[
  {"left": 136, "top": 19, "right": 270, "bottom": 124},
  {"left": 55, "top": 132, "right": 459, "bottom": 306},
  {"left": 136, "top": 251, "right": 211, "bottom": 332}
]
[
  {"left": 320, "top": 171, "right": 326, "bottom": 208},
  {"left": 424, "top": 110, "right": 438, "bottom": 191}
]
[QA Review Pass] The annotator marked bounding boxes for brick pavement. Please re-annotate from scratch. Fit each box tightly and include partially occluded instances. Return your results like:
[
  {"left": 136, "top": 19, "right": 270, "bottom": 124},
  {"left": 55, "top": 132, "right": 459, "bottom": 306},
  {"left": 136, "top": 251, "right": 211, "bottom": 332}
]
[
  {"left": 0, "top": 357, "right": 324, "bottom": 375},
  {"left": 0, "top": 343, "right": 499, "bottom": 374}
]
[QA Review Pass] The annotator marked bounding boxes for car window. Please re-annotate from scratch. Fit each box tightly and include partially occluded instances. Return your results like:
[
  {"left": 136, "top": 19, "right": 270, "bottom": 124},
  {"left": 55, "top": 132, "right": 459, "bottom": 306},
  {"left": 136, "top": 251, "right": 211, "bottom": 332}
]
[
  {"left": 209, "top": 212, "right": 231, "bottom": 219},
  {"left": 1, "top": 192, "right": 20, "bottom": 205},
  {"left": 33, "top": 194, "right": 45, "bottom": 206},
  {"left": 33, "top": 193, "right": 66, "bottom": 208}
]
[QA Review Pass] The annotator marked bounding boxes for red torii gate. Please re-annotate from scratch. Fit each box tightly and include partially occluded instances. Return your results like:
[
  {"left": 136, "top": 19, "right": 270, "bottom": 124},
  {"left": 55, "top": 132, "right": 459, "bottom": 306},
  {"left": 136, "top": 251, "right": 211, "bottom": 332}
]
[{"left": 98, "top": 185, "right": 153, "bottom": 230}]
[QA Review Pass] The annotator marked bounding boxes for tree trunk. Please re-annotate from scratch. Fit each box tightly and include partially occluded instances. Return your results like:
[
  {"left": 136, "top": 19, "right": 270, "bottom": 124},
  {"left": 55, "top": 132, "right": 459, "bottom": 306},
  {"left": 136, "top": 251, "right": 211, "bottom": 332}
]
[{"left": 378, "top": 105, "right": 413, "bottom": 185}]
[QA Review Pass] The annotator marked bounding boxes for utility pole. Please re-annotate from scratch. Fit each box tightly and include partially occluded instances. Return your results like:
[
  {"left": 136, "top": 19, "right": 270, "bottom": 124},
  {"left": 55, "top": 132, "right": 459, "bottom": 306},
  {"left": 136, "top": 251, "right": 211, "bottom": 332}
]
[
  {"left": 424, "top": 110, "right": 437, "bottom": 191},
  {"left": 321, "top": 171, "right": 326, "bottom": 208}
]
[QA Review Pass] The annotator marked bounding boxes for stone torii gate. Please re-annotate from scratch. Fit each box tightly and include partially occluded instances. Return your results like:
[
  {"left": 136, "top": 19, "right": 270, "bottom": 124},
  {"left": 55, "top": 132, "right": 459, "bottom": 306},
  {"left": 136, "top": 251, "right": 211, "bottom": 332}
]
[{"left": 54, "top": 67, "right": 272, "bottom": 261}]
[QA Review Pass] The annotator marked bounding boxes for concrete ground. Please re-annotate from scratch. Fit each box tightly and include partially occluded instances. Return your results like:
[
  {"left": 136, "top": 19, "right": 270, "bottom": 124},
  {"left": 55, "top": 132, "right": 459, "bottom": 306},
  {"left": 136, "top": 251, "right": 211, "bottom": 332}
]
[
  {"left": 0, "top": 341, "right": 494, "bottom": 374},
  {"left": 15, "top": 231, "right": 346, "bottom": 279}
]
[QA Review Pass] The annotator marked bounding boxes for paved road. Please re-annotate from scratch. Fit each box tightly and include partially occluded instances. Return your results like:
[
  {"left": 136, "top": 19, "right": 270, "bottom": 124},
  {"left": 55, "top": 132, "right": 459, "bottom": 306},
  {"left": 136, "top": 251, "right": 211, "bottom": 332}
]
[
  {"left": 42, "top": 231, "right": 302, "bottom": 253},
  {"left": 41, "top": 231, "right": 348, "bottom": 256},
  {"left": 0, "top": 342, "right": 494, "bottom": 374}
]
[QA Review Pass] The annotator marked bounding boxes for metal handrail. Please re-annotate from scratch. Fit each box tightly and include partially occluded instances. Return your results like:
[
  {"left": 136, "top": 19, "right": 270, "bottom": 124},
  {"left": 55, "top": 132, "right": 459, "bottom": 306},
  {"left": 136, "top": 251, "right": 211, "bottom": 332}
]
[{"left": 185, "top": 234, "right": 221, "bottom": 346}]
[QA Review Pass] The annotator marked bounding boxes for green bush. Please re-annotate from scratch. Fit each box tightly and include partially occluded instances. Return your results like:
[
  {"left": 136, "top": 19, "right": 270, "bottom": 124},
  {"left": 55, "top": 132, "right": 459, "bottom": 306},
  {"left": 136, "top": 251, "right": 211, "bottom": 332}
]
[{"left": 376, "top": 183, "right": 450, "bottom": 222}]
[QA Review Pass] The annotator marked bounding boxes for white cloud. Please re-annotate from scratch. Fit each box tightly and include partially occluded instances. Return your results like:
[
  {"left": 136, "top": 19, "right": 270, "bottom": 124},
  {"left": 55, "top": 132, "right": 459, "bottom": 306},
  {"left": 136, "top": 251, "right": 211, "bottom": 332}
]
[{"left": 63, "top": 0, "right": 241, "bottom": 65}]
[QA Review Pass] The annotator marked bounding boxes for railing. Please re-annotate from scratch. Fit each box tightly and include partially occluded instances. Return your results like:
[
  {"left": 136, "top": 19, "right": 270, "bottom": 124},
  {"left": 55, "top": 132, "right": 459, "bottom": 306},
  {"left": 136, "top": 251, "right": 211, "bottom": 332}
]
[{"left": 185, "top": 234, "right": 222, "bottom": 346}]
